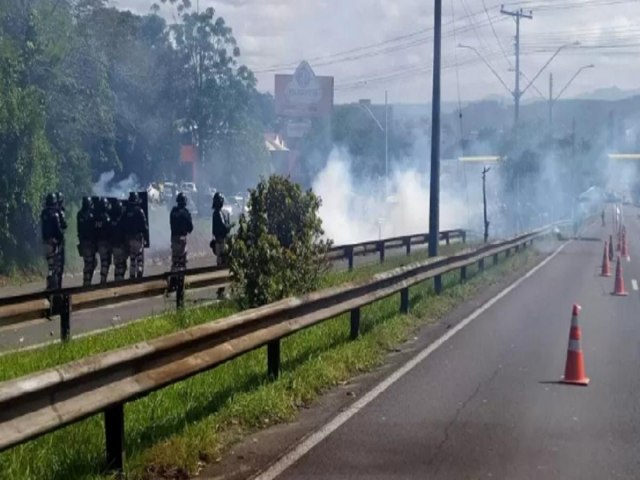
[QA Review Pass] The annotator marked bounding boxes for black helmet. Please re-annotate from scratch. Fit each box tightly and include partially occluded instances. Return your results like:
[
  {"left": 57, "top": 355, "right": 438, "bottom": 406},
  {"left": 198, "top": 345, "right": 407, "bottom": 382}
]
[
  {"left": 101, "top": 197, "right": 111, "bottom": 211},
  {"left": 212, "top": 192, "right": 224, "bottom": 209},
  {"left": 81, "top": 196, "right": 92, "bottom": 210},
  {"left": 176, "top": 192, "right": 187, "bottom": 207},
  {"left": 45, "top": 193, "right": 56, "bottom": 207},
  {"left": 111, "top": 199, "right": 123, "bottom": 215},
  {"left": 128, "top": 192, "right": 139, "bottom": 204}
]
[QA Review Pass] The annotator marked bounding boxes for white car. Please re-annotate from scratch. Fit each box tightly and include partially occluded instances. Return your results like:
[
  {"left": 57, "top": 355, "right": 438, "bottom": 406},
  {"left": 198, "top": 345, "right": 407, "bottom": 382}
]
[{"left": 180, "top": 182, "right": 197, "bottom": 194}]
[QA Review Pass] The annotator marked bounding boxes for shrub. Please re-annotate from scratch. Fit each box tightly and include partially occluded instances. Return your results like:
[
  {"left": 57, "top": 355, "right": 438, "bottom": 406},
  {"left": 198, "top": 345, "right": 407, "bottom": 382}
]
[{"left": 230, "top": 175, "right": 331, "bottom": 308}]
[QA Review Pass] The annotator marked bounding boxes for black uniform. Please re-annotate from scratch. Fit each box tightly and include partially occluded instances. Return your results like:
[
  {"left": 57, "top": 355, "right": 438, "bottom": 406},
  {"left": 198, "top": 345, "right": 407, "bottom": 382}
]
[
  {"left": 109, "top": 203, "right": 128, "bottom": 281},
  {"left": 77, "top": 203, "right": 97, "bottom": 286},
  {"left": 41, "top": 204, "right": 64, "bottom": 290},
  {"left": 94, "top": 201, "right": 112, "bottom": 284},
  {"left": 124, "top": 201, "right": 148, "bottom": 279},
  {"left": 170, "top": 205, "right": 194, "bottom": 271}
]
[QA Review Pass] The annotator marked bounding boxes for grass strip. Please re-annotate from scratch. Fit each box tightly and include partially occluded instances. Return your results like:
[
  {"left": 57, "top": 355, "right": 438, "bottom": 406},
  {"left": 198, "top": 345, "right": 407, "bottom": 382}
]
[
  {"left": 0, "top": 247, "right": 541, "bottom": 480},
  {"left": 0, "top": 244, "right": 463, "bottom": 381}
]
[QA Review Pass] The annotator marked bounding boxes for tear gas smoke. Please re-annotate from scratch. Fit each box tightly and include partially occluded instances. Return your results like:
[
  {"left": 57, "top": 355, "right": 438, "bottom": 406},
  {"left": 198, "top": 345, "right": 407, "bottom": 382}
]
[
  {"left": 92, "top": 171, "right": 171, "bottom": 258},
  {"left": 312, "top": 148, "right": 473, "bottom": 244}
]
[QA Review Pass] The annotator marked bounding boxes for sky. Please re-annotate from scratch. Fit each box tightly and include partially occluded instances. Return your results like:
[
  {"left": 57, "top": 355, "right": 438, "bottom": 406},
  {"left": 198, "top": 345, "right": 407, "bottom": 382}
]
[{"left": 115, "top": 0, "right": 640, "bottom": 104}]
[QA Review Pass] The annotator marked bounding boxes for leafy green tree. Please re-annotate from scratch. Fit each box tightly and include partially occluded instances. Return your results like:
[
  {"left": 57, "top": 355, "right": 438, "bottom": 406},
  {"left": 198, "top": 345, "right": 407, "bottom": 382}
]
[
  {"left": 0, "top": 30, "right": 57, "bottom": 271},
  {"left": 230, "top": 175, "right": 331, "bottom": 308}
]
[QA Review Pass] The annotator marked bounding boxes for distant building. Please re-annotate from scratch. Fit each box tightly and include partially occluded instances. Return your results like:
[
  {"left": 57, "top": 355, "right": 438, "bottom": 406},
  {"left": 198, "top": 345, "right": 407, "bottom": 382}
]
[{"left": 264, "top": 133, "right": 291, "bottom": 175}]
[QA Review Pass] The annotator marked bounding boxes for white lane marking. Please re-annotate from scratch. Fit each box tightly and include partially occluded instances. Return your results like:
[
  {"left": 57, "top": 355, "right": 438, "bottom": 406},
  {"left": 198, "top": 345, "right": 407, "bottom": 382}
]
[
  {"left": 632, "top": 279, "right": 638, "bottom": 291},
  {"left": 627, "top": 256, "right": 631, "bottom": 263},
  {"left": 254, "top": 240, "right": 571, "bottom": 480}
]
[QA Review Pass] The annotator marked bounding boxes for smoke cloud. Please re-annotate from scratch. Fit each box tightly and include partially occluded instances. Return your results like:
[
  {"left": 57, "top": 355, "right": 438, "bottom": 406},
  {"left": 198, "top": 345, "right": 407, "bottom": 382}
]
[{"left": 313, "top": 147, "right": 473, "bottom": 244}]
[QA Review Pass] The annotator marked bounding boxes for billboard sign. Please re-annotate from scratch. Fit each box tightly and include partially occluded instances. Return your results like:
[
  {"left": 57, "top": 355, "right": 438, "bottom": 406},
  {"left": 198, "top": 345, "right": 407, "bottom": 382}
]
[
  {"left": 275, "top": 61, "right": 334, "bottom": 118},
  {"left": 286, "top": 119, "right": 313, "bottom": 138}
]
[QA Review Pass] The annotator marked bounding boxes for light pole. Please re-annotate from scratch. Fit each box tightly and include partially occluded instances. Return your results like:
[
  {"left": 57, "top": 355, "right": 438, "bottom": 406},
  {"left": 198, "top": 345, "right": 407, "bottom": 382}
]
[
  {"left": 549, "top": 64, "right": 595, "bottom": 129},
  {"left": 358, "top": 92, "right": 389, "bottom": 195},
  {"left": 458, "top": 41, "right": 579, "bottom": 126}
]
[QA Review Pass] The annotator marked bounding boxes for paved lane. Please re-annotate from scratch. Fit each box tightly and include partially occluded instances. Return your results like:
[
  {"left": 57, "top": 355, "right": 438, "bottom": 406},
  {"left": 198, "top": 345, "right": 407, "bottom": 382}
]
[{"left": 274, "top": 213, "right": 640, "bottom": 479}]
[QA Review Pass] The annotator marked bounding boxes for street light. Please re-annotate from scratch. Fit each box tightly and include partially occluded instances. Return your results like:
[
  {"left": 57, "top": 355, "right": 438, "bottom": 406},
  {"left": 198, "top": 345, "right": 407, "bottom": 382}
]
[
  {"left": 520, "top": 41, "right": 581, "bottom": 96},
  {"left": 358, "top": 91, "right": 389, "bottom": 196},
  {"left": 458, "top": 44, "right": 512, "bottom": 97},
  {"left": 458, "top": 41, "right": 580, "bottom": 126},
  {"left": 549, "top": 64, "right": 595, "bottom": 127}
]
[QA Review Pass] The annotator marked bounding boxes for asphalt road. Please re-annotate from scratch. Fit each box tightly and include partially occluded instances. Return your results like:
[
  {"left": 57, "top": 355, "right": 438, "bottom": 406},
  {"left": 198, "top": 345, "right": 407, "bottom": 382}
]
[
  {"left": 0, "top": 242, "right": 435, "bottom": 352},
  {"left": 269, "top": 208, "right": 640, "bottom": 479}
]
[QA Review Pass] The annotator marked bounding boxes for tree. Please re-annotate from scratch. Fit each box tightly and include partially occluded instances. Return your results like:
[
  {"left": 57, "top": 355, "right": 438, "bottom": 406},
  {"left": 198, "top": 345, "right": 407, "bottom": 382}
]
[
  {"left": 0, "top": 23, "right": 57, "bottom": 271},
  {"left": 230, "top": 175, "right": 331, "bottom": 308}
]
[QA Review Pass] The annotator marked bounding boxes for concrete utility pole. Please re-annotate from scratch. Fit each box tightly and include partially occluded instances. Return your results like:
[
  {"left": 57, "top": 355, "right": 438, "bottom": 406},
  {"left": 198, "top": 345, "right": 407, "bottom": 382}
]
[
  {"left": 429, "top": 0, "right": 442, "bottom": 262},
  {"left": 482, "top": 167, "right": 491, "bottom": 243},
  {"left": 385, "top": 90, "right": 389, "bottom": 197},
  {"left": 500, "top": 5, "right": 532, "bottom": 126}
]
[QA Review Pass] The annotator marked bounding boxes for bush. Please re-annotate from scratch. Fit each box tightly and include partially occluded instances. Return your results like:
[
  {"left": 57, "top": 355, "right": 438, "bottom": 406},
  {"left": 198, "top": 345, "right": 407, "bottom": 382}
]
[{"left": 230, "top": 175, "right": 332, "bottom": 308}]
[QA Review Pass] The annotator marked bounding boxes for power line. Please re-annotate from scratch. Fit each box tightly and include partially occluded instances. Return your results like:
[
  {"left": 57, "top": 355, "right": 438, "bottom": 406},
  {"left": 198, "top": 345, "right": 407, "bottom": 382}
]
[
  {"left": 483, "top": 0, "right": 513, "bottom": 68},
  {"left": 252, "top": 7, "right": 506, "bottom": 73}
]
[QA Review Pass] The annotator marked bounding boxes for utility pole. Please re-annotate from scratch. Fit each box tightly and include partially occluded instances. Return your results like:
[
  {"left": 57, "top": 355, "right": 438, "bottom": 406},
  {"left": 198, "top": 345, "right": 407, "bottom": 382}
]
[
  {"left": 385, "top": 90, "right": 389, "bottom": 197},
  {"left": 500, "top": 6, "right": 532, "bottom": 127},
  {"left": 429, "top": 0, "right": 443, "bottom": 294},
  {"left": 548, "top": 73, "right": 553, "bottom": 129},
  {"left": 482, "top": 167, "right": 491, "bottom": 243},
  {"left": 428, "top": 0, "right": 442, "bottom": 263}
]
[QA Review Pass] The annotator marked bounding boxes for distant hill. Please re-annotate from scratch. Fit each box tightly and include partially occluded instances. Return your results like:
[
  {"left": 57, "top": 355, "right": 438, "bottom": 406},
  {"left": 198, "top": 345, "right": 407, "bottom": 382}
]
[{"left": 575, "top": 87, "right": 640, "bottom": 102}]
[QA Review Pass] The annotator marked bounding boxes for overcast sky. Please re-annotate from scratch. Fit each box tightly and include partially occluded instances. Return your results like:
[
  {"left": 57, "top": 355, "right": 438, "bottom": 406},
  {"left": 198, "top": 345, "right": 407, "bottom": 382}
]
[{"left": 115, "top": 0, "right": 640, "bottom": 104}]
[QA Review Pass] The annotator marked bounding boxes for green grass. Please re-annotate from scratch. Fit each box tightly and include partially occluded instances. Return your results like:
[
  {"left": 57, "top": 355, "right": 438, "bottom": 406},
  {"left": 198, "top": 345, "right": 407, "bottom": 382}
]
[
  {"left": 0, "top": 246, "right": 542, "bottom": 480},
  {"left": 0, "top": 243, "right": 464, "bottom": 382}
]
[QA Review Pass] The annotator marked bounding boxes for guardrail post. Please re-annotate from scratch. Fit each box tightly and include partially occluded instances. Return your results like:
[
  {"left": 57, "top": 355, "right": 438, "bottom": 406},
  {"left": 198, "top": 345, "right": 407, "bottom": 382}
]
[
  {"left": 505, "top": 248, "right": 511, "bottom": 258},
  {"left": 400, "top": 288, "right": 409, "bottom": 313},
  {"left": 60, "top": 293, "right": 71, "bottom": 342},
  {"left": 104, "top": 403, "right": 125, "bottom": 474},
  {"left": 378, "top": 241, "right": 385, "bottom": 263},
  {"left": 176, "top": 273, "right": 185, "bottom": 310},
  {"left": 515, "top": 244, "right": 520, "bottom": 253},
  {"left": 460, "top": 265, "right": 467, "bottom": 282},
  {"left": 493, "top": 253, "right": 499, "bottom": 266},
  {"left": 267, "top": 340, "right": 280, "bottom": 379},
  {"left": 350, "top": 308, "right": 361, "bottom": 339},
  {"left": 462, "top": 231, "right": 467, "bottom": 243},
  {"left": 434, "top": 275, "right": 443, "bottom": 294},
  {"left": 347, "top": 247, "right": 354, "bottom": 271},
  {"left": 479, "top": 258, "right": 485, "bottom": 271},
  {"left": 444, "top": 232, "right": 451, "bottom": 245},
  {"left": 405, "top": 238, "right": 411, "bottom": 256}
]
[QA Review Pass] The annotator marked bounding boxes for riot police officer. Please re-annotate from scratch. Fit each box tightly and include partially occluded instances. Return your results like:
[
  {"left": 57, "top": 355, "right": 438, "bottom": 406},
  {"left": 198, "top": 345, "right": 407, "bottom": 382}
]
[
  {"left": 94, "top": 197, "right": 112, "bottom": 284},
  {"left": 170, "top": 192, "right": 194, "bottom": 271},
  {"left": 109, "top": 200, "right": 128, "bottom": 281},
  {"left": 56, "top": 192, "right": 68, "bottom": 286},
  {"left": 124, "top": 192, "right": 148, "bottom": 279},
  {"left": 76, "top": 196, "right": 97, "bottom": 286},
  {"left": 41, "top": 193, "right": 64, "bottom": 290},
  {"left": 211, "top": 192, "right": 232, "bottom": 298}
]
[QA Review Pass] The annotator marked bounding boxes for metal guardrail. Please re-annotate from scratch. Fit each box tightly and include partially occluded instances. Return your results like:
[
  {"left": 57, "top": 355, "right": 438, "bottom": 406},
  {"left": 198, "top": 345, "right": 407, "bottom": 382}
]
[
  {"left": 0, "top": 225, "right": 552, "bottom": 473},
  {"left": 0, "top": 229, "right": 466, "bottom": 339}
]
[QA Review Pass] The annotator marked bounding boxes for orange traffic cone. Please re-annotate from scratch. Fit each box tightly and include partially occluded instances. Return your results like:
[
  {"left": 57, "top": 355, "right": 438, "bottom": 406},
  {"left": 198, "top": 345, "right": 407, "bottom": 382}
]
[
  {"left": 612, "top": 256, "right": 628, "bottom": 296},
  {"left": 601, "top": 241, "right": 611, "bottom": 277},
  {"left": 561, "top": 304, "right": 589, "bottom": 386},
  {"left": 621, "top": 230, "right": 629, "bottom": 258}
]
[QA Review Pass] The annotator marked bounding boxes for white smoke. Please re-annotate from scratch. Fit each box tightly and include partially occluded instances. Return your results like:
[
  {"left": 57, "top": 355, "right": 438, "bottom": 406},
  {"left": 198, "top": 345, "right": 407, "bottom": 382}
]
[
  {"left": 92, "top": 171, "right": 140, "bottom": 199},
  {"left": 312, "top": 148, "right": 472, "bottom": 244}
]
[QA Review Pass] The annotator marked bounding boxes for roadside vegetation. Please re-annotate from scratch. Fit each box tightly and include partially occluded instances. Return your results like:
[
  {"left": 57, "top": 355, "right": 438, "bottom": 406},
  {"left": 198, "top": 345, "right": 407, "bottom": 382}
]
[{"left": 0, "top": 246, "right": 542, "bottom": 479}]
